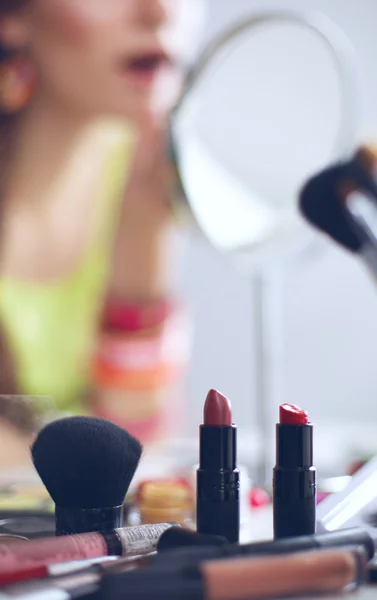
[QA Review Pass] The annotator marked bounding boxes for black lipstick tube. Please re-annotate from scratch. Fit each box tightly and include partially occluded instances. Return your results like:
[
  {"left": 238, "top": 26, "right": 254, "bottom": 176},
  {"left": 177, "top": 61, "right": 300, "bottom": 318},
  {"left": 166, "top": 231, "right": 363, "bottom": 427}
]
[
  {"left": 196, "top": 425, "right": 240, "bottom": 543},
  {"left": 55, "top": 506, "right": 122, "bottom": 536},
  {"left": 273, "top": 423, "right": 316, "bottom": 539}
]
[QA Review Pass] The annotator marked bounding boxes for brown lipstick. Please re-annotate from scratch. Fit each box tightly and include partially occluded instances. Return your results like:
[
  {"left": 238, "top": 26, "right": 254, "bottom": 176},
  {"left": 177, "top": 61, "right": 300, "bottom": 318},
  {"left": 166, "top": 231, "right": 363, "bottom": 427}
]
[{"left": 196, "top": 390, "right": 239, "bottom": 543}]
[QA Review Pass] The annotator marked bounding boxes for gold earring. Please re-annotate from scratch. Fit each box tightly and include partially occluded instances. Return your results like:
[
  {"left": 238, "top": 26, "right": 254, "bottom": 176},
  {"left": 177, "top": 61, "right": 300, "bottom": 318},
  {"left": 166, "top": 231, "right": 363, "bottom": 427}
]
[{"left": 0, "top": 54, "right": 35, "bottom": 114}]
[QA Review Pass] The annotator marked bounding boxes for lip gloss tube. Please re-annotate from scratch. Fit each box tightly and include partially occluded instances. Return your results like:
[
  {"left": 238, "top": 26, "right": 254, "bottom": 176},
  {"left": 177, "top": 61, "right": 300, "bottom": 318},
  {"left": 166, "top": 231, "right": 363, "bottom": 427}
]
[
  {"left": 101, "top": 546, "right": 366, "bottom": 600},
  {"left": 0, "top": 523, "right": 176, "bottom": 574}
]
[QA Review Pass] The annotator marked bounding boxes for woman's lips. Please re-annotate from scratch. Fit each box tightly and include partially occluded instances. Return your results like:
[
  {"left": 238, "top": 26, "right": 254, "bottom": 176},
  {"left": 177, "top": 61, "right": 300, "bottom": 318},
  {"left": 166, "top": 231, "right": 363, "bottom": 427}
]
[{"left": 119, "top": 53, "right": 174, "bottom": 88}]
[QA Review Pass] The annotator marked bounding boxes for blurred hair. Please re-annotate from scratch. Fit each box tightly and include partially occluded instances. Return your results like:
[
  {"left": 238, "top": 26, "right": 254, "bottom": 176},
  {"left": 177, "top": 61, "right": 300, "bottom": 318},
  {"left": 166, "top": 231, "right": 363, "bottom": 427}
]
[
  {"left": 0, "top": 1, "right": 26, "bottom": 12},
  {"left": 0, "top": 0, "right": 28, "bottom": 194},
  {"left": 0, "top": 0, "right": 29, "bottom": 407}
]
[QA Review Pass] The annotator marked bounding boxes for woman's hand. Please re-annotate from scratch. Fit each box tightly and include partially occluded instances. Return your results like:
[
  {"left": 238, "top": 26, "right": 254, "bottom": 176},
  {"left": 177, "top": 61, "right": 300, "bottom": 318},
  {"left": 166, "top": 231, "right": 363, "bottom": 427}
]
[
  {"left": 93, "top": 125, "right": 188, "bottom": 446},
  {"left": 121, "top": 123, "right": 173, "bottom": 228}
]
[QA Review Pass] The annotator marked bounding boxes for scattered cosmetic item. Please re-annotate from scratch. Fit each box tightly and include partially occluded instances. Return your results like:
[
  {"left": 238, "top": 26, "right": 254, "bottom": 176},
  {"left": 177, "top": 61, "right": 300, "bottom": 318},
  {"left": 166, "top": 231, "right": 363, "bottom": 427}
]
[
  {"left": 137, "top": 479, "right": 193, "bottom": 526},
  {"left": 273, "top": 403, "right": 316, "bottom": 539},
  {"left": 0, "top": 484, "right": 55, "bottom": 539},
  {"left": 197, "top": 390, "right": 239, "bottom": 543},
  {"left": 153, "top": 526, "right": 375, "bottom": 566},
  {"left": 0, "top": 513, "right": 56, "bottom": 539},
  {"left": 0, "top": 555, "right": 149, "bottom": 600},
  {"left": 0, "top": 487, "right": 53, "bottom": 514},
  {"left": 0, "top": 536, "right": 28, "bottom": 545},
  {"left": 101, "top": 547, "right": 366, "bottom": 600},
  {"left": 31, "top": 417, "right": 142, "bottom": 535},
  {"left": 157, "top": 527, "right": 227, "bottom": 552},
  {"left": 249, "top": 487, "right": 270, "bottom": 509},
  {"left": 366, "top": 558, "right": 377, "bottom": 584},
  {"left": 0, "top": 522, "right": 177, "bottom": 574},
  {"left": 316, "top": 491, "right": 331, "bottom": 504},
  {"left": 317, "top": 475, "right": 352, "bottom": 504},
  {"left": 317, "top": 454, "right": 377, "bottom": 537},
  {"left": 6, "top": 528, "right": 371, "bottom": 592},
  {"left": 299, "top": 144, "right": 377, "bottom": 280},
  {"left": 348, "top": 457, "right": 371, "bottom": 476},
  {"left": 0, "top": 555, "right": 118, "bottom": 587}
]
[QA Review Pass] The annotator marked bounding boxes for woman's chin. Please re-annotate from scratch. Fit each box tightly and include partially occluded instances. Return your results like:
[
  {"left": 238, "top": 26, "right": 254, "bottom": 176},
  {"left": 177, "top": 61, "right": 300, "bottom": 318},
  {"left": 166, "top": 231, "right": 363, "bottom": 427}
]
[
  {"left": 116, "top": 105, "right": 171, "bottom": 129},
  {"left": 114, "top": 76, "right": 182, "bottom": 125}
]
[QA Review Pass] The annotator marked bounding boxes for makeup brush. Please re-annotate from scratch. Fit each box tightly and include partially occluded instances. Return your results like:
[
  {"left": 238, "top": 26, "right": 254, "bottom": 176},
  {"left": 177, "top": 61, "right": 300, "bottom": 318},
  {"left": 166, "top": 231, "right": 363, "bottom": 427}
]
[
  {"left": 31, "top": 416, "right": 142, "bottom": 536},
  {"left": 157, "top": 527, "right": 227, "bottom": 552},
  {"left": 299, "top": 145, "right": 377, "bottom": 278},
  {"left": 100, "top": 547, "right": 365, "bottom": 600}
]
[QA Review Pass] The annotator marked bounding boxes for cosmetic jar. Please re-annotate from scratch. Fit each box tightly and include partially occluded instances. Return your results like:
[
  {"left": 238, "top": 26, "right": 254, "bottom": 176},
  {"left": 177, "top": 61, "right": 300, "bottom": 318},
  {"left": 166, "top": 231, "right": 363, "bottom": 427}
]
[{"left": 137, "top": 479, "right": 194, "bottom": 526}]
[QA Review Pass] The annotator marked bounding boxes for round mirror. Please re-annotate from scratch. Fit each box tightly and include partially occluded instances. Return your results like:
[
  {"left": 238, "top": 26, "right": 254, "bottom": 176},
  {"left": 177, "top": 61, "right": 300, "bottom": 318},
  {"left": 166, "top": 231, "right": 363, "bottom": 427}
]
[{"left": 171, "top": 10, "right": 360, "bottom": 267}]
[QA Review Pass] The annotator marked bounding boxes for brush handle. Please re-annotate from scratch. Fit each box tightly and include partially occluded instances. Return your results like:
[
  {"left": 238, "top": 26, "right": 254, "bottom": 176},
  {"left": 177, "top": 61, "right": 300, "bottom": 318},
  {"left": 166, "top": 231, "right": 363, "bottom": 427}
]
[{"left": 55, "top": 505, "right": 123, "bottom": 536}]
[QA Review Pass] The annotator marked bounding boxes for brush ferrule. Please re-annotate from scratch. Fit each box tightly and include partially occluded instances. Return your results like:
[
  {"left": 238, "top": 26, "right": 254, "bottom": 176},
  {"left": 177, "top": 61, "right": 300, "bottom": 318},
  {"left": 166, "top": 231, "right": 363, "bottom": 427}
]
[{"left": 55, "top": 505, "right": 123, "bottom": 536}]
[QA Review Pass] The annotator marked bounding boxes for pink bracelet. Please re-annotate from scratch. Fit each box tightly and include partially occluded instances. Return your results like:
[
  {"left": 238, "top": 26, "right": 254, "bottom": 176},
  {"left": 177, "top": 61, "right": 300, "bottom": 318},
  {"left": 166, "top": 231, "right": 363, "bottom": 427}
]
[
  {"left": 97, "top": 311, "right": 191, "bottom": 371},
  {"left": 101, "top": 298, "right": 174, "bottom": 333}
]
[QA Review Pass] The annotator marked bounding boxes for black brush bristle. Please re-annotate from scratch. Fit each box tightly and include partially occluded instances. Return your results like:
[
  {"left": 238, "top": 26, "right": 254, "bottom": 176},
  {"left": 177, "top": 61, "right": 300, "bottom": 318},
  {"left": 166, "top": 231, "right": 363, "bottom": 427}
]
[
  {"left": 31, "top": 417, "right": 142, "bottom": 509},
  {"left": 299, "top": 163, "right": 363, "bottom": 253}
]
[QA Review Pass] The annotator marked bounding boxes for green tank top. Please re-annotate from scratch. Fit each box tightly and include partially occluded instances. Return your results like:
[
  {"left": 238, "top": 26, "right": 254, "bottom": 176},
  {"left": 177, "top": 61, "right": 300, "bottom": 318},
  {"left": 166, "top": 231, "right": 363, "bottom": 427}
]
[{"left": 0, "top": 128, "right": 133, "bottom": 413}]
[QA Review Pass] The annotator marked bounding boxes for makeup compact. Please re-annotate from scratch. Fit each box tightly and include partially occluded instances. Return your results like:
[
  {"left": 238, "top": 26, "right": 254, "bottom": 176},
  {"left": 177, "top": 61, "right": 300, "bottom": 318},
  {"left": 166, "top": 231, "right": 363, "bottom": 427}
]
[
  {"left": 0, "top": 486, "right": 55, "bottom": 539},
  {"left": 0, "top": 534, "right": 29, "bottom": 544},
  {"left": 0, "top": 513, "right": 55, "bottom": 539}
]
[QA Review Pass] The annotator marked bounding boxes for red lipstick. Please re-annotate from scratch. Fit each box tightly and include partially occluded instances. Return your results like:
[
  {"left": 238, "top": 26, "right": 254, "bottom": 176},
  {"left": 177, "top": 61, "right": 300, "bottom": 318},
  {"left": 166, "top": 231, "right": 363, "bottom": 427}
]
[
  {"left": 197, "top": 390, "right": 239, "bottom": 543},
  {"left": 273, "top": 403, "right": 316, "bottom": 539},
  {"left": 279, "top": 403, "right": 309, "bottom": 425}
]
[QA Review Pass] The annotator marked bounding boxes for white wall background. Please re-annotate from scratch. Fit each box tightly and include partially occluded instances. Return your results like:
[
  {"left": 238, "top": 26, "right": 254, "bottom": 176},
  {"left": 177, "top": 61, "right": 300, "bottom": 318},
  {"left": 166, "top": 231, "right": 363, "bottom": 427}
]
[{"left": 179, "top": 0, "right": 377, "bottom": 473}]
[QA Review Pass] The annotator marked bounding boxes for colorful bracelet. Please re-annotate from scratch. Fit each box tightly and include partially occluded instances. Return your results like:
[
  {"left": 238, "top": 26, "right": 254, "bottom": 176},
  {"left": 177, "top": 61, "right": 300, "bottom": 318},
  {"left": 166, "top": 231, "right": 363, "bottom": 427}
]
[
  {"left": 91, "top": 297, "right": 189, "bottom": 441},
  {"left": 92, "top": 359, "right": 184, "bottom": 390},
  {"left": 92, "top": 302, "right": 191, "bottom": 391}
]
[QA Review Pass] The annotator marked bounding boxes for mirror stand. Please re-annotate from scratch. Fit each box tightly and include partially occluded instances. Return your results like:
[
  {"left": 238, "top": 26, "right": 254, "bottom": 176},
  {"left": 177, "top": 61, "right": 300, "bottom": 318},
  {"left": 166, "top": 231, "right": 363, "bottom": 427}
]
[
  {"left": 252, "top": 268, "right": 285, "bottom": 485},
  {"left": 251, "top": 237, "right": 326, "bottom": 485}
]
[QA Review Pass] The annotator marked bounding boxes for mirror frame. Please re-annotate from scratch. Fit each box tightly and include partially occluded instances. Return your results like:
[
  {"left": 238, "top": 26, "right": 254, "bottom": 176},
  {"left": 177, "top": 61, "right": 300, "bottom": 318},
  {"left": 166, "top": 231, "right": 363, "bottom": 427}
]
[{"left": 170, "top": 9, "right": 361, "bottom": 236}]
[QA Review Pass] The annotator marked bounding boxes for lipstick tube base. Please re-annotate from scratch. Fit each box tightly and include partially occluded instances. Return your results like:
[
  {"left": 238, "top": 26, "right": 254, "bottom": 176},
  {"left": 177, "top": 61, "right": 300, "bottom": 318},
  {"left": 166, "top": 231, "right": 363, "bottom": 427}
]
[
  {"left": 196, "top": 498, "right": 239, "bottom": 544},
  {"left": 273, "top": 496, "right": 316, "bottom": 539}
]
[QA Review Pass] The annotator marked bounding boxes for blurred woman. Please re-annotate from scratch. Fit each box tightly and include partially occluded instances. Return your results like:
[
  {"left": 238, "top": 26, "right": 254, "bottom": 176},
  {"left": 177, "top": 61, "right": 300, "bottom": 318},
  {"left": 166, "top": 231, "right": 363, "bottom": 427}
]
[{"left": 0, "top": 0, "right": 204, "bottom": 463}]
